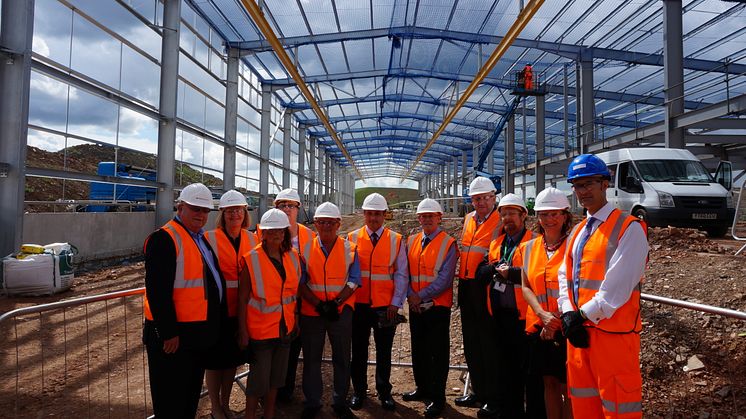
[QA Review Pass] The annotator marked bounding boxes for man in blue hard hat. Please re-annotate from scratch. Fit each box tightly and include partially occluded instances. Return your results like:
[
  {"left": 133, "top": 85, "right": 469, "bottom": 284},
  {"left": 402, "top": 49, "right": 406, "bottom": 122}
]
[{"left": 557, "top": 154, "right": 648, "bottom": 418}]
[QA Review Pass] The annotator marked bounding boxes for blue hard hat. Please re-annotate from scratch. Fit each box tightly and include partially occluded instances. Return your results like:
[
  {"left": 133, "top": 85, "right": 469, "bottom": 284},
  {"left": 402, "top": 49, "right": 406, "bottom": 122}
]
[{"left": 567, "top": 154, "right": 610, "bottom": 183}]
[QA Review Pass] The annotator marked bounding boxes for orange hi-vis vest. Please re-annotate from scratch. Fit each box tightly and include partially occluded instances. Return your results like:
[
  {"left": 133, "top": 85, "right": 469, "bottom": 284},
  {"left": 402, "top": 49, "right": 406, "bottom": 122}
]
[
  {"left": 144, "top": 219, "right": 208, "bottom": 322},
  {"left": 486, "top": 229, "right": 537, "bottom": 319},
  {"left": 347, "top": 227, "right": 402, "bottom": 307},
  {"left": 257, "top": 223, "right": 316, "bottom": 258},
  {"left": 566, "top": 209, "right": 643, "bottom": 333},
  {"left": 518, "top": 236, "right": 567, "bottom": 333},
  {"left": 407, "top": 230, "right": 456, "bottom": 308},
  {"left": 242, "top": 246, "right": 301, "bottom": 340},
  {"left": 204, "top": 228, "right": 258, "bottom": 317},
  {"left": 300, "top": 237, "right": 357, "bottom": 316},
  {"left": 458, "top": 209, "right": 502, "bottom": 280}
]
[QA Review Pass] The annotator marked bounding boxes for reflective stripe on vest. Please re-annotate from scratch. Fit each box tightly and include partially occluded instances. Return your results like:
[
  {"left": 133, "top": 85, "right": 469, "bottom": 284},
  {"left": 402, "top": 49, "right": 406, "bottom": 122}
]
[
  {"left": 348, "top": 227, "right": 401, "bottom": 307},
  {"left": 204, "top": 228, "right": 258, "bottom": 317},
  {"left": 565, "top": 209, "right": 643, "bottom": 333},
  {"left": 243, "top": 247, "right": 300, "bottom": 340},
  {"left": 486, "top": 230, "right": 536, "bottom": 319},
  {"left": 459, "top": 210, "right": 502, "bottom": 280},
  {"left": 300, "top": 236, "right": 356, "bottom": 316},
  {"left": 407, "top": 231, "right": 455, "bottom": 308},
  {"left": 521, "top": 236, "right": 567, "bottom": 333},
  {"left": 143, "top": 220, "right": 208, "bottom": 322}
]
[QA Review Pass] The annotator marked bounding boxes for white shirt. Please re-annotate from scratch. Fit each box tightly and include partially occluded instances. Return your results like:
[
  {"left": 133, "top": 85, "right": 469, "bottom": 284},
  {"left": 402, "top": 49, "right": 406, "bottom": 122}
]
[{"left": 557, "top": 202, "right": 648, "bottom": 323}]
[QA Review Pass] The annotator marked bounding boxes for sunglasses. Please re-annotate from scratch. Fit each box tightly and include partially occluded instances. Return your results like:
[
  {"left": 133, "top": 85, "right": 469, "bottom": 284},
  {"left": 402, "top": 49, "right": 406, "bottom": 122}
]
[
  {"left": 314, "top": 219, "right": 338, "bottom": 226},
  {"left": 277, "top": 203, "right": 300, "bottom": 210}
]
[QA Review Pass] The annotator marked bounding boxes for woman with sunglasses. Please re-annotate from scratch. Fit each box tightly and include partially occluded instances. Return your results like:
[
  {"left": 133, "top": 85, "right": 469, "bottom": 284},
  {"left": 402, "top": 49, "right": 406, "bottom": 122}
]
[
  {"left": 518, "top": 187, "right": 574, "bottom": 419},
  {"left": 204, "top": 190, "right": 259, "bottom": 419},
  {"left": 237, "top": 209, "right": 301, "bottom": 419}
]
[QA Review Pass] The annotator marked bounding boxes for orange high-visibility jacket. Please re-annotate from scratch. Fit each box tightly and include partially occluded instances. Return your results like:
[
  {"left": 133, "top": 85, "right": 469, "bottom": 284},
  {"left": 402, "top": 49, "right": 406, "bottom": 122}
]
[
  {"left": 204, "top": 228, "right": 258, "bottom": 317},
  {"left": 300, "top": 237, "right": 357, "bottom": 316},
  {"left": 565, "top": 209, "right": 643, "bottom": 333},
  {"left": 347, "top": 227, "right": 402, "bottom": 307},
  {"left": 458, "top": 209, "right": 502, "bottom": 280},
  {"left": 242, "top": 246, "right": 300, "bottom": 340},
  {"left": 407, "top": 231, "right": 457, "bottom": 308},
  {"left": 144, "top": 219, "right": 208, "bottom": 322},
  {"left": 486, "top": 230, "right": 537, "bottom": 319},
  {"left": 518, "top": 236, "right": 567, "bottom": 333},
  {"left": 257, "top": 223, "right": 316, "bottom": 258}
]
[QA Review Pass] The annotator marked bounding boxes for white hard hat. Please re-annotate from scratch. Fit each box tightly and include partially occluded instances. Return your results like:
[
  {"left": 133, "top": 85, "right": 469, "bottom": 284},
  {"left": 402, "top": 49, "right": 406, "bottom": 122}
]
[
  {"left": 534, "top": 187, "right": 570, "bottom": 211},
  {"left": 178, "top": 183, "right": 213, "bottom": 209},
  {"left": 260, "top": 208, "right": 290, "bottom": 229},
  {"left": 274, "top": 188, "right": 301, "bottom": 205},
  {"left": 219, "top": 190, "right": 247, "bottom": 209},
  {"left": 362, "top": 193, "right": 388, "bottom": 211},
  {"left": 468, "top": 176, "right": 497, "bottom": 196},
  {"left": 497, "top": 193, "right": 527, "bottom": 212},
  {"left": 314, "top": 202, "right": 341, "bottom": 219},
  {"left": 416, "top": 198, "right": 443, "bottom": 214}
]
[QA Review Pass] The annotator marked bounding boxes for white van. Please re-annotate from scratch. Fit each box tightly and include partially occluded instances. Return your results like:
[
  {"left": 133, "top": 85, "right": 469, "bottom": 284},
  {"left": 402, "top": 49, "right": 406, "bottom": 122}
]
[{"left": 596, "top": 148, "right": 735, "bottom": 237}]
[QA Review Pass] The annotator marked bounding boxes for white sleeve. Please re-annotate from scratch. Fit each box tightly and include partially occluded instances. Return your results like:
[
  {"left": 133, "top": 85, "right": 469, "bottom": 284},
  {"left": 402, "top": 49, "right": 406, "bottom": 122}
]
[
  {"left": 557, "top": 259, "right": 574, "bottom": 314},
  {"left": 580, "top": 222, "right": 648, "bottom": 323}
]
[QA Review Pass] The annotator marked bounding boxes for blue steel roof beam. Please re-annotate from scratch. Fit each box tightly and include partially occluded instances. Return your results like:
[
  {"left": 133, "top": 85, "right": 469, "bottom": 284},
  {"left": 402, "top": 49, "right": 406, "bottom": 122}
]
[
  {"left": 228, "top": 26, "right": 746, "bottom": 75},
  {"left": 318, "top": 137, "right": 465, "bottom": 156},
  {"left": 266, "top": 69, "right": 707, "bottom": 110},
  {"left": 312, "top": 125, "right": 481, "bottom": 143},
  {"left": 286, "top": 94, "right": 639, "bottom": 128},
  {"left": 299, "top": 111, "right": 498, "bottom": 131}
]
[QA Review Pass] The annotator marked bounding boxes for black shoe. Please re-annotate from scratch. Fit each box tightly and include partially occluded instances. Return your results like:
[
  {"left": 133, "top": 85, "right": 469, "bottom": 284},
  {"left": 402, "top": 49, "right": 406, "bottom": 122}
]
[
  {"left": 332, "top": 404, "right": 356, "bottom": 419},
  {"left": 402, "top": 389, "right": 428, "bottom": 402},
  {"left": 276, "top": 388, "right": 293, "bottom": 404},
  {"left": 300, "top": 406, "right": 321, "bottom": 419},
  {"left": 349, "top": 394, "right": 365, "bottom": 410},
  {"left": 454, "top": 393, "right": 480, "bottom": 407},
  {"left": 380, "top": 395, "right": 396, "bottom": 411},
  {"left": 477, "top": 403, "right": 500, "bottom": 418},
  {"left": 424, "top": 401, "right": 445, "bottom": 418}
]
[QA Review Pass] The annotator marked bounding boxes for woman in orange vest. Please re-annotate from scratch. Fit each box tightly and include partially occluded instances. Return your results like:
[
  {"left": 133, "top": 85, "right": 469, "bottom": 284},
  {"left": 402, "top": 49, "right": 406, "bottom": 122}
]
[
  {"left": 204, "top": 190, "right": 258, "bottom": 419},
  {"left": 519, "top": 187, "right": 574, "bottom": 419},
  {"left": 237, "top": 208, "right": 300, "bottom": 419}
]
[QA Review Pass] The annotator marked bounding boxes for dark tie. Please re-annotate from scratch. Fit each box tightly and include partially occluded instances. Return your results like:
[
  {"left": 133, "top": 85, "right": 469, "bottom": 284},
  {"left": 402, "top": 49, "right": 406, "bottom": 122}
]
[
  {"left": 572, "top": 217, "right": 596, "bottom": 304},
  {"left": 370, "top": 232, "right": 379, "bottom": 246},
  {"left": 422, "top": 236, "right": 431, "bottom": 249}
]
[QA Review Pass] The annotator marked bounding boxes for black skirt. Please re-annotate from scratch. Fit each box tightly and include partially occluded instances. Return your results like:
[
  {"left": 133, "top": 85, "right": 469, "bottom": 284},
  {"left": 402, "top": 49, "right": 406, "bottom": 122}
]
[
  {"left": 203, "top": 316, "right": 245, "bottom": 370},
  {"left": 525, "top": 331, "right": 567, "bottom": 382}
]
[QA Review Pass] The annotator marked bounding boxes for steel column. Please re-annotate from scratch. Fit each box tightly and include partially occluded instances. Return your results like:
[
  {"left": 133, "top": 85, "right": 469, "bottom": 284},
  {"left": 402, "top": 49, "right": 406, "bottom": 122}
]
[
  {"left": 259, "top": 85, "right": 272, "bottom": 215},
  {"left": 461, "top": 151, "right": 467, "bottom": 193},
  {"left": 155, "top": 0, "right": 181, "bottom": 227},
  {"left": 298, "top": 125, "right": 306, "bottom": 203},
  {"left": 282, "top": 111, "right": 292, "bottom": 188},
  {"left": 0, "top": 0, "right": 34, "bottom": 258},
  {"left": 535, "top": 94, "right": 546, "bottom": 193},
  {"left": 452, "top": 156, "right": 458, "bottom": 211},
  {"left": 664, "top": 0, "right": 685, "bottom": 149},
  {"left": 308, "top": 137, "right": 316, "bottom": 209},
  {"left": 579, "top": 57, "right": 595, "bottom": 152},
  {"left": 223, "top": 47, "right": 240, "bottom": 191},
  {"left": 505, "top": 117, "right": 516, "bottom": 194}
]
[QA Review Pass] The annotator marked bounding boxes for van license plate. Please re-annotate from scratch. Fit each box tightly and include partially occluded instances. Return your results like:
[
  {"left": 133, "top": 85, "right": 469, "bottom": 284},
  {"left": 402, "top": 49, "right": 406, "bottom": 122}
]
[{"left": 692, "top": 213, "right": 717, "bottom": 220}]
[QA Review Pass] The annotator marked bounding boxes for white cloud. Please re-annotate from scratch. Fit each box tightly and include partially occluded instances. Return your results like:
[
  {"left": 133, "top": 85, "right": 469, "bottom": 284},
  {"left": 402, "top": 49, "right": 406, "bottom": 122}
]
[{"left": 356, "top": 177, "right": 418, "bottom": 189}]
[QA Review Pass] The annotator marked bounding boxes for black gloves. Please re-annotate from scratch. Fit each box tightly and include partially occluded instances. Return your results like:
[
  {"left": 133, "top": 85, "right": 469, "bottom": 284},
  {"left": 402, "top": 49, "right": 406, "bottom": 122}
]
[
  {"left": 315, "top": 300, "right": 340, "bottom": 321},
  {"left": 561, "top": 310, "right": 589, "bottom": 348}
]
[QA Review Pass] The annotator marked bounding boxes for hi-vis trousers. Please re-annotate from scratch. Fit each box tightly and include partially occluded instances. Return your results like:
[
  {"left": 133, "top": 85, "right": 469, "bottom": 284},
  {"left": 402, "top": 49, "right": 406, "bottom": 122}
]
[{"left": 566, "top": 328, "right": 642, "bottom": 418}]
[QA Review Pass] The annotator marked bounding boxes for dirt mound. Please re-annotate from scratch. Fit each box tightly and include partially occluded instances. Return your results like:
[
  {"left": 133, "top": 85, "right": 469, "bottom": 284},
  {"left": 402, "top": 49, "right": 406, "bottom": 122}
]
[{"left": 648, "top": 226, "right": 732, "bottom": 255}]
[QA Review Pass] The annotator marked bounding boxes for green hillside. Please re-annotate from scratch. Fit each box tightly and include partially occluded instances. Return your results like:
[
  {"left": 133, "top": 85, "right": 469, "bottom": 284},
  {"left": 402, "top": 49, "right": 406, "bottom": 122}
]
[{"left": 355, "top": 187, "right": 420, "bottom": 207}]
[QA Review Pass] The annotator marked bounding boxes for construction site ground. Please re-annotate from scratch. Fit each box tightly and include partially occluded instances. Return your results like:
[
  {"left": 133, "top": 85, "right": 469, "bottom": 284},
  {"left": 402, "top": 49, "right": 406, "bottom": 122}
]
[{"left": 1, "top": 211, "right": 745, "bottom": 418}]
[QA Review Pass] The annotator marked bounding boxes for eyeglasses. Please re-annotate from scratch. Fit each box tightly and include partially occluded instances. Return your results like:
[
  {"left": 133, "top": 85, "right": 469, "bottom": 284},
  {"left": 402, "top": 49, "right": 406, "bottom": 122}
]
[
  {"left": 472, "top": 194, "right": 495, "bottom": 203},
  {"left": 184, "top": 203, "right": 211, "bottom": 214},
  {"left": 571, "top": 179, "right": 603, "bottom": 192},
  {"left": 314, "top": 219, "right": 338, "bottom": 226},
  {"left": 277, "top": 203, "right": 299, "bottom": 210},
  {"left": 223, "top": 207, "right": 244, "bottom": 214}
]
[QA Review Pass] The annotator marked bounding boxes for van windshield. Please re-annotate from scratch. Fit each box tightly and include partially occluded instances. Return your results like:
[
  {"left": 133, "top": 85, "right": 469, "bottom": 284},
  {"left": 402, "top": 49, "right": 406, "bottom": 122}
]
[{"left": 635, "top": 160, "right": 712, "bottom": 183}]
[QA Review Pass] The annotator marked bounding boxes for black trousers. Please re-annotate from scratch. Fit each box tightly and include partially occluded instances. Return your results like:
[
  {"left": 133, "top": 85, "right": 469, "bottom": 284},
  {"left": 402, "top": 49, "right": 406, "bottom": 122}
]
[
  {"left": 350, "top": 303, "right": 396, "bottom": 398},
  {"left": 143, "top": 322, "right": 205, "bottom": 419},
  {"left": 409, "top": 306, "right": 451, "bottom": 404},
  {"left": 459, "top": 279, "right": 500, "bottom": 403}
]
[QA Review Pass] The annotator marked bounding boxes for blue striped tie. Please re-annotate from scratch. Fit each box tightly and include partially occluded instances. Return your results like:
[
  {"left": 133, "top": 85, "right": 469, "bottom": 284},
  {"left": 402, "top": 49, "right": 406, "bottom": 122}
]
[{"left": 573, "top": 217, "right": 596, "bottom": 304}]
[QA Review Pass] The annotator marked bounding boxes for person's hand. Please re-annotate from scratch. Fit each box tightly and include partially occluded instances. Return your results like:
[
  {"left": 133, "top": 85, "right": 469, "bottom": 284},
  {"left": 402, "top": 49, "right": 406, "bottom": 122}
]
[
  {"left": 495, "top": 263, "right": 509, "bottom": 281},
  {"left": 407, "top": 294, "right": 422, "bottom": 313},
  {"left": 538, "top": 310, "right": 556, "bottom": 328},
  {"left": 539, "top": 326, "right": 555, "bottom": 341},
  {"left": 561, "top": 310, "right": 589, "bottom": 348},
  {"left": 238, "top": 329, "right": 249, "bottom": 349},
  {"left": 162, "top": 336, "right": 179, "bottom": 354},
  {"left": 386, "top": 305, "right": 398, "bottom": 320}
]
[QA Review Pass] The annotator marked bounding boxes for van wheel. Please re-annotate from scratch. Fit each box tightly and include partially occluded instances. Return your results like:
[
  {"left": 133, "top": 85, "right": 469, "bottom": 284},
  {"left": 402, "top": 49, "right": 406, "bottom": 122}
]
[
  {"left": 632, "top": 208, "right": 647, "bottom": 223},
  {"left": 705, "top": 226, "right": 728, "bottom": 238}
]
